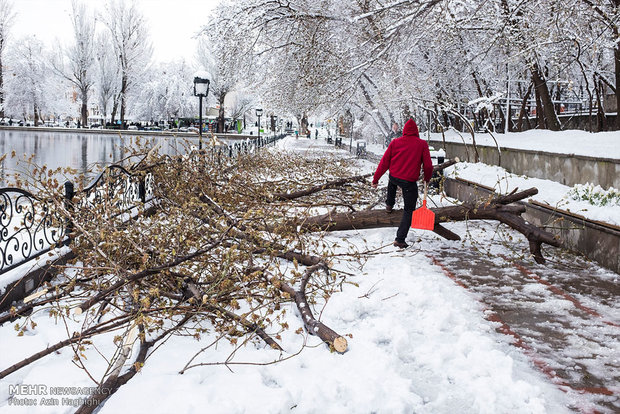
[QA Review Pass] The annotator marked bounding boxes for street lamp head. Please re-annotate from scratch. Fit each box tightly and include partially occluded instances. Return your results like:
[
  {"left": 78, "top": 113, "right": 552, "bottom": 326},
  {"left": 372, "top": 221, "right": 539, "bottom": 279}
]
[
  {"left": 256, "top": 108, "right": 263, "bottom": 117},
  {"left": 193, "top": 72, "right": 210, "bottom": 97}
]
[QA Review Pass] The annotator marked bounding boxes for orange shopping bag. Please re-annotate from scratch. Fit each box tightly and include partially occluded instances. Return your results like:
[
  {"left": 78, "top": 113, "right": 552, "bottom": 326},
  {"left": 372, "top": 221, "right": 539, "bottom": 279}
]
[{"left": 411, "top": 182, "right": 435, "bottom": 231}]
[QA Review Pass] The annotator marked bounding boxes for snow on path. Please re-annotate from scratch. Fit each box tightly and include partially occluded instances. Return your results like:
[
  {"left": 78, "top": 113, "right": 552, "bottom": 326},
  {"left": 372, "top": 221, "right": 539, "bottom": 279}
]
[
  {"left": 428, "top": 222, "right": 620, "bottom": 413},
  {"left": 0, "top": 227, "right": 570, "bottom": 414}
]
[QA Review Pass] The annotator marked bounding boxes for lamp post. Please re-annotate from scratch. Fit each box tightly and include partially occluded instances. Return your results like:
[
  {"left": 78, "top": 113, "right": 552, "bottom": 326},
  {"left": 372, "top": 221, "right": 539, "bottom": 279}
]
[
  {"left": 256, "top": 108, "right": 263, "bottom": 141},
  {"left": 193, "top": 73, "right": 210, "bottom": 150}
]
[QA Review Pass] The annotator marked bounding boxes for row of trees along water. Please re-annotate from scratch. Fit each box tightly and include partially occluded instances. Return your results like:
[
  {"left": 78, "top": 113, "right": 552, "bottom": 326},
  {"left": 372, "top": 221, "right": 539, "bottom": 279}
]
[{"left": 0, "top": 0, "right": 618, "bottom": 137}]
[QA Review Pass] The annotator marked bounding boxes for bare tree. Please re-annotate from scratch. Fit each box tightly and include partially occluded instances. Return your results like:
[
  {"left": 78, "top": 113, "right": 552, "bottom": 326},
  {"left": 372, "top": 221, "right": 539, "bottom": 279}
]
[
  {"left": 208, "top": 0, "right": 620, "bottom": 134},
  {"left": 577, "top": 0, "right": 620, "bottom": 129},
  {"left": 51, "top": 0, "right": 95, "bottom": 127},
  {"left": 0, "top": 0, "right": 15, "bottom": 119},
  {"left": 5, "top": 36, "right": 48, "bottom": 125},
  {"left": 226, "top": 91, "right": 254, "bottom": 128},
  {"left": 94, "top": 32, "right": 118, "bottom": 125},
  {"left": 133, "top": 60, "right": 196, "bottom": 121},
  {"left": 100, "top": 0, "right": 152, "bottom": 128},
  {"left": 196, "top": 34, "right": 246, "bottom": 133}
]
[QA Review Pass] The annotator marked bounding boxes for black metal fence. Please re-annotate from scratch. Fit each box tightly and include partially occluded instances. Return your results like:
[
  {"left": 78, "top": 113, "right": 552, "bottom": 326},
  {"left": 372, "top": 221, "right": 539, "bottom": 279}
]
[
  {"left": 225, "top": 133, "right": 286, "bottom": 157},
  {"left": 0, "top": 188, "right": 67, "bottom": 275},
  {"left": 75, "top": 165, "right": 154, "bottom": 212},
  {"left": 0, "top": 132, "right": 288, "bottom": 310}
]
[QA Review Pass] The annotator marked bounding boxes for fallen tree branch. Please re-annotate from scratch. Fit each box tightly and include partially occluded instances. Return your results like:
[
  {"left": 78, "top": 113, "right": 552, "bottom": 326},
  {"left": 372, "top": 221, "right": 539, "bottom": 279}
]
[
  {"left": 269, "top": 174, "right": 372, "bottom": 201},
  {"left": 184, "top": 281, "right": 283, "bottom": 351},
  {"left": 0, "top": 314, "right": 134, "bottom": 379},
  {"left": 75, "top": 236, "right": 225, "bottom": 314},
  {"left": 75, "top": 314, "right": 194, "bottom": 414},
  {"left": 272, "top": 263, "right": 348, "bottom": 353}
]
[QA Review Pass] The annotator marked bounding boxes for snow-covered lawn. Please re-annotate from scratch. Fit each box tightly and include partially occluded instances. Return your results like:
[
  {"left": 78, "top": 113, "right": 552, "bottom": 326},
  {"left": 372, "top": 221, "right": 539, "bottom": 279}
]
[
  {"left": 364, "top": 129, "right": 620, "bottom": 160},
  {"left": 425, "top": 129, "right": 620, "bottom": 159}
]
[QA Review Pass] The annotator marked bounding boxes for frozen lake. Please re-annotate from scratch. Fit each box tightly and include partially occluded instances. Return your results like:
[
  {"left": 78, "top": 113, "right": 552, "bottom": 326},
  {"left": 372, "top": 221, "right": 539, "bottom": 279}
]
[{"left": 0, "top": 129, "right": 200, "bottom": 186}]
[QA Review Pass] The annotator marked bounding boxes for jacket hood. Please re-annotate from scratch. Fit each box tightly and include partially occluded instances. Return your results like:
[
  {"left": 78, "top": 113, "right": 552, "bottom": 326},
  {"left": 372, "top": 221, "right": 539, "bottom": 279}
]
[{"left": 402, "top": 119, "right": 419, "bottom": 138}]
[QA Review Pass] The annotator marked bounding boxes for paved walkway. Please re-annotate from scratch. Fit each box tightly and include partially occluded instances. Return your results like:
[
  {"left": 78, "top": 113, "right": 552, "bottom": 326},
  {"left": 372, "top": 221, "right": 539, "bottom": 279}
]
[
  {"left": 431, "top": 245, "right": 619, "bottom": 413},
  {"left": 318, "top": 138, "right": 619, "bottom": 411}
]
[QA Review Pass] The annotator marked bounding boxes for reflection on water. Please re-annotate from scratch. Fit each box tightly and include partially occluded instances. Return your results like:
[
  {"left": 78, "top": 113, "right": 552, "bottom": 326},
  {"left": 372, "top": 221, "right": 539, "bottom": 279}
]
[{"left": 0, "top": 129, "right": 197, "bottom": 186}]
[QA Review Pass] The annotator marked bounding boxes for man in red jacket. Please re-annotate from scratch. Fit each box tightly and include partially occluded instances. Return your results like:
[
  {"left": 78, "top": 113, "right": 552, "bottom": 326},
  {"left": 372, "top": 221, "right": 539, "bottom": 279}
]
[{"left": 372, "top": 119, "right": 433, "bottom": 248}]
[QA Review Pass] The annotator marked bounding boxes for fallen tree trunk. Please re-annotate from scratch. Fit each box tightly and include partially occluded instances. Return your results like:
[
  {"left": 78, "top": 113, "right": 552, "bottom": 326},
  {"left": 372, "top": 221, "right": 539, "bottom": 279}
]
[{"left": 299, "top": 188, "right": 560, "bottom": 264}]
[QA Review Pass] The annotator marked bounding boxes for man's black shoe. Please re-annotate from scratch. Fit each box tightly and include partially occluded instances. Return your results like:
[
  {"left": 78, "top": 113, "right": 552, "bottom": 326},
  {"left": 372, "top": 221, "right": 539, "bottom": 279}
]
[
  {"left": 393, "top": 241, "right": 408, "bottom": 248},
  {"left": 386, "top": 204, "right": 393, "bottom": 213}
]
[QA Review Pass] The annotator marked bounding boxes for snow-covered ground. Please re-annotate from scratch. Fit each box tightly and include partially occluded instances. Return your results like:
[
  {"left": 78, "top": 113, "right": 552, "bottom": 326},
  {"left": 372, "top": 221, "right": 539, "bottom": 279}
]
[
  {"left": 1, "top": 135, "right": 618, "bottom": 413},
  {"left": 444, "top": 162, "right": 620, "bottom": 226},
  {"left": 425, "top": 129, "right": 620, "bottom": 159},
  {"left": 365, "top": 128, "right": 620, "bottom": 160},
  {"left": 0, "top": 229, "right": 570, "bottom": 414}
]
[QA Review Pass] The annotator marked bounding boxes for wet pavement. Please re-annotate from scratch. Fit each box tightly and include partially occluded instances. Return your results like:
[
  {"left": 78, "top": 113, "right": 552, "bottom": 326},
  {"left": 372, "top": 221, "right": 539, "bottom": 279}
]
[{"left": 430, "top": 234, "right": 619, "bottom": 413}]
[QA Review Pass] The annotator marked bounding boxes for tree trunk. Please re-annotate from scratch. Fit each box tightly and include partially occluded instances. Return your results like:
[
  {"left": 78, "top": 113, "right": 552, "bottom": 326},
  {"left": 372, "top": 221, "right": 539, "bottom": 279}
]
[
  {"left": 33, "top": 103, "right": 40, "bottom": 126},
  {"left": 217, "top": 92, "right": 226, "bottom": 133},
  {"left": 0, "top": 53, "right": 4, "bottom": 119},
  {"left": 402, "top": 104, "right": 412, "bottom": 121},
  {"left": 81, "top": 92, "right": 88, "bottom": 128},
  {"left": 120, "top": 73, "right": 127, "bottom": 129},
  {"left": 472, "top": 72, "right": 489, "bottom": 130},
  {"left": 358, "top": 79, "right": 390, "bottom": 134},
  {"left": 595, "top": 78, "right": 607, "bottom": 131},
  {"left": 111, "top": 95, "right": 119, "bottom": 126},
  {"left": 534, "top": 79, "right": 544, "bottom": 129},
  {"left": 615, "top": 45, "right": 620, "bottom": 130},
  {"left": 531, "top": 64, "right": 560, "bottom": 131},
  {"left": 299, "top": 187, "right": 560, "bottom": 264},
  {"left": 517, "top": 83, "right": 533, "bottom": 132}
]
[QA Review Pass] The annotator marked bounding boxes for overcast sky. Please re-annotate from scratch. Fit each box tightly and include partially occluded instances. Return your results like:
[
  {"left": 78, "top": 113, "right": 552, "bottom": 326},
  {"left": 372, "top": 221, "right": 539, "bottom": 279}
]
[{"left": 11, "top": 0, "right": 221, "bottom": 63}]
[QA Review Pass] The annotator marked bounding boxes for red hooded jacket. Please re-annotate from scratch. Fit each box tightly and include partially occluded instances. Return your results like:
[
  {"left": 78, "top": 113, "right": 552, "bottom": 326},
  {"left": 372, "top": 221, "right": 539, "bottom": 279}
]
[{"left": 372, "top": 119, "right": 433, "bottom": 184}]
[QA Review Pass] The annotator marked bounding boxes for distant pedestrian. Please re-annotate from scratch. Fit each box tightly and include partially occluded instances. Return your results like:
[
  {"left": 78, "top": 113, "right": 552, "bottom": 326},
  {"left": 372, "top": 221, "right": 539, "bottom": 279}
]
[
  {"left": 315, "top": 129, "right": 318, "bottom": 139},
  {"left": 386, "top": 121, "right": 400, "bottom": 146},
  {"left": 372, "top": 118, "right": 433, "bottom": 248}
]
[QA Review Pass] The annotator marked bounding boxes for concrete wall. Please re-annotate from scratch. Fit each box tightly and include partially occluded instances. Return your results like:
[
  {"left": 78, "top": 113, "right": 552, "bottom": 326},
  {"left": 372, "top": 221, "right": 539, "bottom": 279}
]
[
  {"left": 431, "top": 140, "right": 620, "bottom": 189},
  {"left": 444, "top": 177, "right": 620, "bottom": 274}
]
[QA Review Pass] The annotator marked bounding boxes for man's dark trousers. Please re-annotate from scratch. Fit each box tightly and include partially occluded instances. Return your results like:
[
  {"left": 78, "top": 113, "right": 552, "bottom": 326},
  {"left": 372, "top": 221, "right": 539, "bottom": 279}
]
[{"left": 386, "top": 174, "right": 419, "bottom": 243}]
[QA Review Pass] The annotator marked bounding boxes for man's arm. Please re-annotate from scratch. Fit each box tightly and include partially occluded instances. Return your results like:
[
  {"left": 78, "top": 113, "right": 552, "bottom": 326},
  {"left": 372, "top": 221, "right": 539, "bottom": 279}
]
[
  {"left": 372, "top": 144, "right": 392, "bottom": 186},
  {"left": 422, "top": 143, "right": 434, "bottom": 182}
]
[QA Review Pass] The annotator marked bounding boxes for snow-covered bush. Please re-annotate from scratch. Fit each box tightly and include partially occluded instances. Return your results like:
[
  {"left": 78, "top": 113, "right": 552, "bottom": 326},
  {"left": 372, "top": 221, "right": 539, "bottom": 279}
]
[{"left": 568, "top": 183, "right": 620, "bottom": 207}]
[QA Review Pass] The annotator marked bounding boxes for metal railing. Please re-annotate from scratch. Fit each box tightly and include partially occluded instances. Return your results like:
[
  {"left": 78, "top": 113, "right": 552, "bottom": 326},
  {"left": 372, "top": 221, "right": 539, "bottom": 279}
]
[
  {"left": 225, "top": 133, "right": 286, "bottom": 157},
  {"left": 75, "top": 165, "right": 154, "bottom": 211},
  {"left": 0, "top": 188, "right": 66, "bottom": 274}
]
